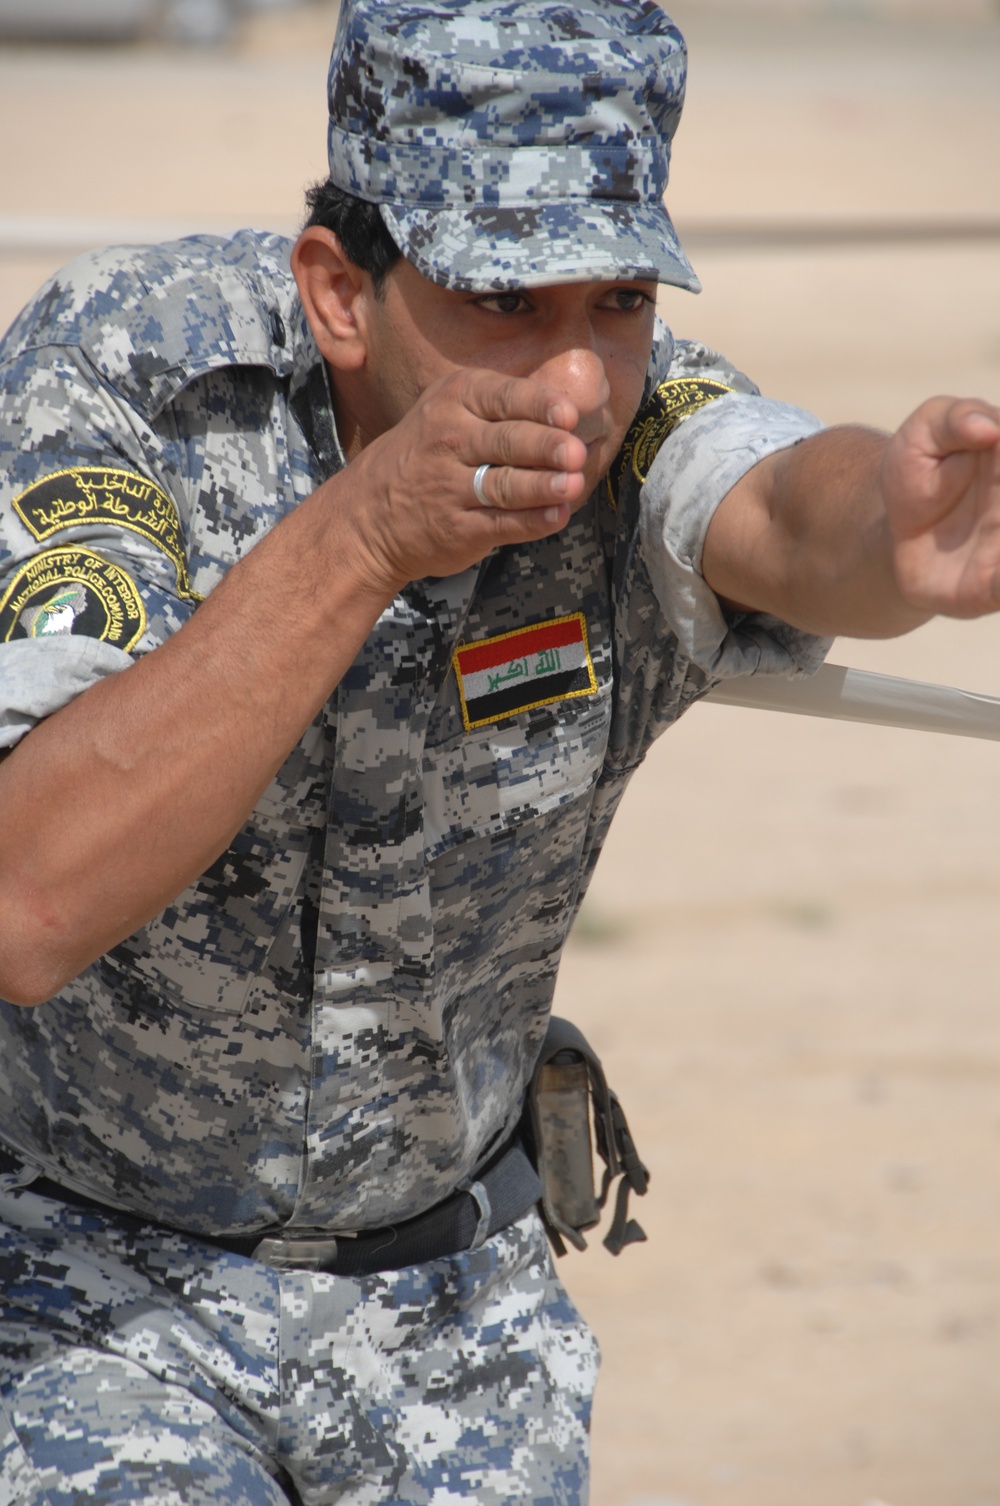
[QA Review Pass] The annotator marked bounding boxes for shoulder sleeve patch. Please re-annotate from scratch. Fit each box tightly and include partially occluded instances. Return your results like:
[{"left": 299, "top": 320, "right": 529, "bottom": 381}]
[
  {"left": 0, "top": 547, "right": 147, "bottom": 651},
  {"left": 11, "top": 467, "right": 200, "bottom": 602},
  {"left": 607, "top": 376, "right": 735, "bottom": 509}
]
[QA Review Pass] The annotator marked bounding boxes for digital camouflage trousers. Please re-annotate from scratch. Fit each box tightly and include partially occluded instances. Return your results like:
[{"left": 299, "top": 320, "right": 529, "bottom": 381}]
[{"left": 0, "top": 1183, "right": 598, "bottom": 1506}]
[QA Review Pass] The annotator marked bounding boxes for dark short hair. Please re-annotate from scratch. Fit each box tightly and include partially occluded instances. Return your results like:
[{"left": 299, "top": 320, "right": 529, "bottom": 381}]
[{"left": 303, "top": 179, "right": 402, "bottom": 292}]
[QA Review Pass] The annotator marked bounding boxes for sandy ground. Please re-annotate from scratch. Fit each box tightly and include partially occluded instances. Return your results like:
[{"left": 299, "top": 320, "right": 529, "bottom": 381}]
[{"left": 2, "top": 5, "right": 1000, "bottom": 1503}]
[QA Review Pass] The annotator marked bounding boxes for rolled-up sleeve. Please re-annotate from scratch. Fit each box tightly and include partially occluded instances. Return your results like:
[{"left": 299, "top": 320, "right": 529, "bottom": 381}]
[
  {"left": 0, "top": 638, "right": 132, "bottom": 749},
  {"left": 639, "top": 389, "right": 832, "bottom": 679}
]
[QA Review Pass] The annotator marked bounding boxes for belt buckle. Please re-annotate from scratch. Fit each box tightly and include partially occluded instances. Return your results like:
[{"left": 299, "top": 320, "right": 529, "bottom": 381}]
[{"left": 252, "top": 1233, "right": 340, "bottom": 1271}]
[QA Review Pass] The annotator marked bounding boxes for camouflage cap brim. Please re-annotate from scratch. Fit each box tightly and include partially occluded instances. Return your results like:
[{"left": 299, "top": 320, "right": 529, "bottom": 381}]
[{"left": 380, "top": 197, "right": 701, "bottom": 295}]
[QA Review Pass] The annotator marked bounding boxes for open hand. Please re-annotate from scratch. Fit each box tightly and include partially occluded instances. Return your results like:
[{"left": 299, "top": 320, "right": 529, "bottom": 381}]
[{"left": 883, "top": 397, "right": 1000, "bottom": 618}]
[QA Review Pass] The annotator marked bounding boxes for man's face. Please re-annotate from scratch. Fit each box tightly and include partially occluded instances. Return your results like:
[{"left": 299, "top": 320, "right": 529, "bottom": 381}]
[{"left": 351, "top": 255, "right": 658, "bottom": 503}]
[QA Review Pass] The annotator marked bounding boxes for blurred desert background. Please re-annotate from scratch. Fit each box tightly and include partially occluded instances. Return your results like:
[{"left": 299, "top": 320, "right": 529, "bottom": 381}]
[{"left": 2, "top": 2, "right": 999, "bottom": 1502}]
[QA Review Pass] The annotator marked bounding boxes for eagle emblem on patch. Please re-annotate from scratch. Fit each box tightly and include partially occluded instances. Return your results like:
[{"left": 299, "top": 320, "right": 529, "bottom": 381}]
[
  {"left": 0, "top": 547, "right": 147, "bottom": 650},
  {"left": 453, "top": 613, "right": 597, "bottom": 732},
  {"left": 607, "top": 375, "right": 735, "bottom": 509},
  {"left": 11, "top": 467, "right": 200, "bottom": 601}
]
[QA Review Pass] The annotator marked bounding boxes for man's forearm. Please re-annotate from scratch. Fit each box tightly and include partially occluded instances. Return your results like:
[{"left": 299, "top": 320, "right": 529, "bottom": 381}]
[
  {"left": 0, "top": 479, "right": 398, "bottom": 1008},
  {"left": 703, "top": 424, "right": 930, "bottom": 639},
  {"left": 0, "top": 365, "right": 587, "bottom": 1007},
  {"left": 704, "top": 396, "right": 1000, "bottom": 639}
]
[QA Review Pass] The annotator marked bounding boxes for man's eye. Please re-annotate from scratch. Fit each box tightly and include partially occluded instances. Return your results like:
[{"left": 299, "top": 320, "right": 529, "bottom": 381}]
[
  {"left": 607, "top": 289, "right": 652, "bottom": 312},
  {"left": 476, "top": 293, "right": 528, "bottom": 315}
]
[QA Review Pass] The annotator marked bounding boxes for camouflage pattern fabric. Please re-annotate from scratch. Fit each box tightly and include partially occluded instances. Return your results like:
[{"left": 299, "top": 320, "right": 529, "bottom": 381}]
[
  {"left": 0, "top": 1174, "right": 596, "bottom": 1505},
  {"left": 326, "top": 0, "right": 700, "bottom": 293},
  {"left": 0, "top": 230, "right": 827, "bottom": 1241}
]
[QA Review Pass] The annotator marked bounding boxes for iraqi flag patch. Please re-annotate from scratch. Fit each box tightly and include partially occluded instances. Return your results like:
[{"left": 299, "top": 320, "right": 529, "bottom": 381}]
[{"left": 453, "top": 612, "right": 598, "bottom": 732}]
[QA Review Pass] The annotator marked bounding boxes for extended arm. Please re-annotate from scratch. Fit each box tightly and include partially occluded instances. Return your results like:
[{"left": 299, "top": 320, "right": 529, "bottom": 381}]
[{"left": 703, "top": 397, "right": 1000, "bottom": 638}]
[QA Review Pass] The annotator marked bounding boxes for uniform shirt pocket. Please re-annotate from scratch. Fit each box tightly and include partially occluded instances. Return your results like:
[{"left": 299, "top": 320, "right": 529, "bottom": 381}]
[{"left": 424, "top": 677, "right": 612, "bottom": 860}]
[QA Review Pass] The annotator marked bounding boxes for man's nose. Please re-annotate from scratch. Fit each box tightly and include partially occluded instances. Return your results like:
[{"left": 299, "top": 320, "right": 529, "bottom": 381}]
[{"left": 532, "top": 346, "right": 611, "bottom": 434}]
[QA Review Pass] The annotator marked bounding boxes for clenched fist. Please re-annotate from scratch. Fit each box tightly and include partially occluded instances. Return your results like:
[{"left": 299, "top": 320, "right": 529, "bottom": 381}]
[{"left": 321, "top": 367, "right": 590, "bottom": 594}]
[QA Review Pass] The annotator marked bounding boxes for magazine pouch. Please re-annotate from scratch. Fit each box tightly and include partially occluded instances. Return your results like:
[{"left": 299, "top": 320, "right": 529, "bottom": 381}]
[{"left": 523, "top": 1015, "right": 650, "bottom": 1256}]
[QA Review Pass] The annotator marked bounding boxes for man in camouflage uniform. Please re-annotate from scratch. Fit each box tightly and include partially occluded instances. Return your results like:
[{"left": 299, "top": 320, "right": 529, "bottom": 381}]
[{"left": 0, "top": 2, "right": 998, "bottom": 1503}]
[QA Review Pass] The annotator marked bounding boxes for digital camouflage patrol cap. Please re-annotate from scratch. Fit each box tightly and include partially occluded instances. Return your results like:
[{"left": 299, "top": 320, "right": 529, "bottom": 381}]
[{"left": 326, "top": 0, "right": 700, "bottom": 294}]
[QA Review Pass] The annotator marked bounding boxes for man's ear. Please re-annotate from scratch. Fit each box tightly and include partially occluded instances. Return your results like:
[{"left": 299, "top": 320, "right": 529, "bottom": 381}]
[{"left": 291, "top": 227, "right": 371, "bottom": 373}]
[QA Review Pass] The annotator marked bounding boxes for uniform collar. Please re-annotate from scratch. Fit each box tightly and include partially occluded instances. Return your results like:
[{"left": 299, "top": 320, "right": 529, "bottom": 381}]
[{"left": 288, "top": 298, "right": 347, "bottom": 480}]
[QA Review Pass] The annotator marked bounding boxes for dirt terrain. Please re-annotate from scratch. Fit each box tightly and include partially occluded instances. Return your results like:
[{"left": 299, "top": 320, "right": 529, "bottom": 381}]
[{"left": 1, "top": 5, "right": 999, "bottom": 1503}]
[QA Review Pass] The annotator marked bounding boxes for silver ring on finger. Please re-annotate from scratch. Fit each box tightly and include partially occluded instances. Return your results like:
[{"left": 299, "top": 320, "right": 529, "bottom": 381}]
[{"left": 472, "top": 462, "right": 492, "bottom": 508}]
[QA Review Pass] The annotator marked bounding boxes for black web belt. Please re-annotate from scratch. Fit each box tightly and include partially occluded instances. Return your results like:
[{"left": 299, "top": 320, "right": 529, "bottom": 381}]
[{"left": 23, "top": 1139, "right": 542, "bottom": 1276}]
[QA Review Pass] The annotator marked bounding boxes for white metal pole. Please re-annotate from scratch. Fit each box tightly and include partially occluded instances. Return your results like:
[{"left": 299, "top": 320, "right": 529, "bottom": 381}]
[{"left": 704, "top": 662, "right": 1000, "bottom": 742}]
